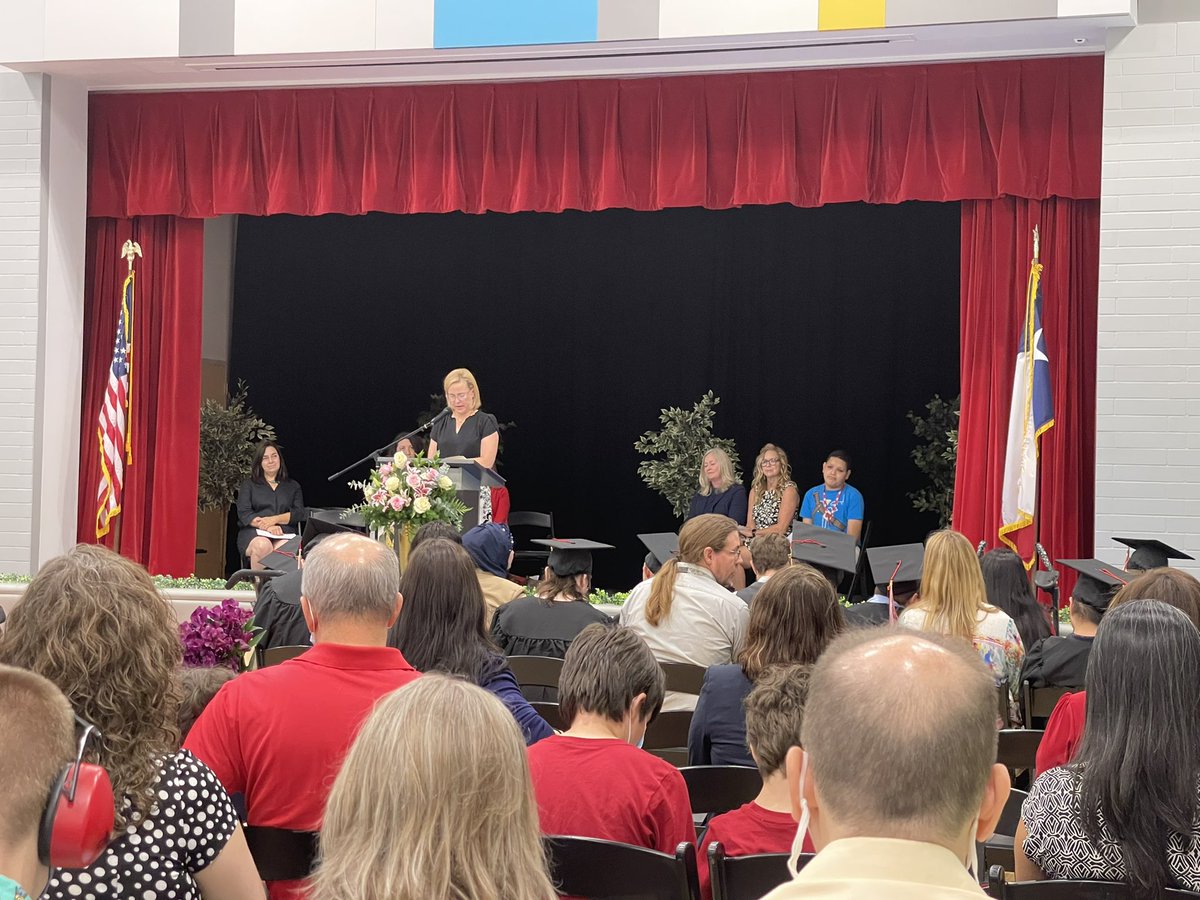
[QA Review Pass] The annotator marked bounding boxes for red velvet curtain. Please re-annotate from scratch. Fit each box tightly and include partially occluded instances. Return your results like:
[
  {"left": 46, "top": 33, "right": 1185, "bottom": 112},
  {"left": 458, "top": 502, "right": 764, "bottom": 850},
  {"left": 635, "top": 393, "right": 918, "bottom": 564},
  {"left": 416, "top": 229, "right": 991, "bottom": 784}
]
[
  {"left": 954, "top": 198, "right": 1100, "bottom": 585},
  {"left": 88, "top": 57, "right": 1101, "bottom": 218},
  {"left": 79, "top": 217, "right": 204, "bottom": 576}
]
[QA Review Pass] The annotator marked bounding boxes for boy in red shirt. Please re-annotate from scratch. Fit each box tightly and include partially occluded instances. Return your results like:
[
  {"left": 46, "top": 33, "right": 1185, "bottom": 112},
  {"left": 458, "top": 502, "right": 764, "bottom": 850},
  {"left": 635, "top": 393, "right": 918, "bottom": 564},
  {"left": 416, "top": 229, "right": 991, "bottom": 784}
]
[
  {"left": 527, "top": 624, "right": 694, "bottom": 853},
  {"left": 697, "top": 665, "right": 814, "bottom": 900}
]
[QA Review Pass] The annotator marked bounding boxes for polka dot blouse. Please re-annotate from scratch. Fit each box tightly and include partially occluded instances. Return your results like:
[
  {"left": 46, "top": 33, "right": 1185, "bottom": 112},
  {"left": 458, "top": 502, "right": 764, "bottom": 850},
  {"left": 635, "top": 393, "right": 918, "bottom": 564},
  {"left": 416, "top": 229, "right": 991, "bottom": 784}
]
[{"left": 41, "top": 750, "right": 239, "bottom": 900}]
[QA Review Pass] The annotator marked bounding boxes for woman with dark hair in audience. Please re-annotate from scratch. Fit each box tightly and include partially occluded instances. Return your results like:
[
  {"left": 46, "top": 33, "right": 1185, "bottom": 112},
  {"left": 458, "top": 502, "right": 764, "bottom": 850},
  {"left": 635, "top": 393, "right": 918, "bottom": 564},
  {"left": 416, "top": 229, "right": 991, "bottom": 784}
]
[
  {"left": 388, "top": 539, "right": 552, "bottom": 744},
  {"left": 311, "top": 675, "right": 557, "bottom": 900},
  {"left": 1036, "top": 566, "right": 1200, "bottom": 773},
  {"left": 981, "top": 548, "right": 1051, "bottom": 652},
  {"left": 1017, "top": 600, "right": 1200, "bottom": 896},
  {"left": 0, "top": 545, "right": 263, "bottom": 900},
  {"left": 236, "top": 440, "right": 305, "bottom": 569},
  {"left": 688, "top": 565, "right": 844, "bottom": 767}
]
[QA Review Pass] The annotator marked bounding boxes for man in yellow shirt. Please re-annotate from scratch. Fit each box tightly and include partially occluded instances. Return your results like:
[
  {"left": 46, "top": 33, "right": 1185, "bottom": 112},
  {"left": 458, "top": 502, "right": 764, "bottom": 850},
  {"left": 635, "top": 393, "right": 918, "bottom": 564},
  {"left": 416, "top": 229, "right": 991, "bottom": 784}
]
[{"left": 764, "top": 629, "right": 1011, "bottom": 899}]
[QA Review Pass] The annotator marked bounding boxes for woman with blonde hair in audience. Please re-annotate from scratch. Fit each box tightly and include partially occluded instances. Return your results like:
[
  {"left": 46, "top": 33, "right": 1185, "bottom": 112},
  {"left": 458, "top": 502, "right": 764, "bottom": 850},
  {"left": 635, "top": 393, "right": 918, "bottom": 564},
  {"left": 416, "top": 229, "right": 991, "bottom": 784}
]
[
  {"left": 744, "top": 443, "right": 799, "bottom": 538},
  {"left": 621, "top": 514, "right": 749, "bottom": 711},
  {"left": 311, "top": 675, "right": 558, "bottom": 900},
  {"left": 689, "top": 564, "right": 844, "bottom": 767},
  {"left": 899, "top": 528, "right": 1025, "bottom": 724},
  {"left": 0, "top": 544, "right": 262, "bottom": 900}
]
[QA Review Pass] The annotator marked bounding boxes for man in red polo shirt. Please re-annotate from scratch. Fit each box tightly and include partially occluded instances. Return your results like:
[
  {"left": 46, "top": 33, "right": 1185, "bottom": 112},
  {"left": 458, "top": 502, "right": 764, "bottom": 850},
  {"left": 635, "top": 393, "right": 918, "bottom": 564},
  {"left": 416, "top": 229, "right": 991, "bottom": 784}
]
[{"left": 186, "top": 533, "right": 419, "bottom": 900}]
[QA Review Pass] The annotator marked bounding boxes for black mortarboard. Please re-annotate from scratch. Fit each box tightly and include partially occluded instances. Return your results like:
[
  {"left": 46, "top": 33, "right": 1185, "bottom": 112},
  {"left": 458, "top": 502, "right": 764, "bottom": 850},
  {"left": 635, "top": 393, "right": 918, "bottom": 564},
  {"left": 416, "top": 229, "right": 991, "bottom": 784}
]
[
  {"left": 638, "top": 533, "right": 679, "bottom": 574},
  {"left": 1058, "top": 558, "right": 1128, "bottom": 612},
  {"left": 532, "top": 538, "right": 615, "bottom": 577},
  {"left": 789, "top": 522, "right": 857, "bottom": 576},
  {"left": 1112, "top": 537, "right": 1193, "bottom": 572},
  {"left": 301, "top": 514, "right": 362, "bottom": 554},
  {"left": 866, "top": 543, "right": 925, "bottom": 587}
]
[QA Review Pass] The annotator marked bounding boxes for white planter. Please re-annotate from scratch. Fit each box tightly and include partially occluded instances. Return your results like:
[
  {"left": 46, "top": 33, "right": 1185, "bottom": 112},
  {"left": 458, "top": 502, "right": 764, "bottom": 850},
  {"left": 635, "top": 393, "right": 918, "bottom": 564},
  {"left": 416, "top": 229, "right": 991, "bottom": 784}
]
[{"left": 0, "top": 582, "right": 255, "bottom": 625}]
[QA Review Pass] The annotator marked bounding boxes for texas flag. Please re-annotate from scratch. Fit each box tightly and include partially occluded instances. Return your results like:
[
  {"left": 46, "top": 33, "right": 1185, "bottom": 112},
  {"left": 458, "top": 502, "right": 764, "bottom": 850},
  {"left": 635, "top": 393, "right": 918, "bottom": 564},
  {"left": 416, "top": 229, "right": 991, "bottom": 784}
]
[{"left": 999, "top": 260, "right": 1054, "bottom": 566}]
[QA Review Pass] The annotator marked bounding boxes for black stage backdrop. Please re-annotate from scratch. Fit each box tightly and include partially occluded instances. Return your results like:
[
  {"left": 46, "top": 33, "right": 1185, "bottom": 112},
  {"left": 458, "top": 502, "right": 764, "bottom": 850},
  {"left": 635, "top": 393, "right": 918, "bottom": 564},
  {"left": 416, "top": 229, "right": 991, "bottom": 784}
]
[{"left": 230, "top": 202, "right": 960, "bottom": 589}]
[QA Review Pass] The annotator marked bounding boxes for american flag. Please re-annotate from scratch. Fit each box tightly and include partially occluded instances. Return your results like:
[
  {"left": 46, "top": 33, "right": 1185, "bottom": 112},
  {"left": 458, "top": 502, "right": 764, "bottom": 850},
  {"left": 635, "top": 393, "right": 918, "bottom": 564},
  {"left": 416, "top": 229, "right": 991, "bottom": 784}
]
[{"left": 96, "top": 272, "right": 134, "bottom": 538}]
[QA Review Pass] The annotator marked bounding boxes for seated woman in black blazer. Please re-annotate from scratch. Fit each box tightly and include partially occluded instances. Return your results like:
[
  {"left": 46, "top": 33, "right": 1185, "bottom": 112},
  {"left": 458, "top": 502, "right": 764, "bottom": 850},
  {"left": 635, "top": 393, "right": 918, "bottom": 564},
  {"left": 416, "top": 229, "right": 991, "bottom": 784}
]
[
  {"left": 235, "top": 441, "right": 304, "bottom": 569},
  {"left": 687, "top": 565, "right": 844, "bottom": 767}
]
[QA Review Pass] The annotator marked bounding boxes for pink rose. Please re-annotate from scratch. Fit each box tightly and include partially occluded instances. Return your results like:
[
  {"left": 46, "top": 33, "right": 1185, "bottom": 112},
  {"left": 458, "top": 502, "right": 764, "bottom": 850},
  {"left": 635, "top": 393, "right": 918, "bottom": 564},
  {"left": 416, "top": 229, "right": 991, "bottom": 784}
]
[
  {"left": 389, "top": 495, "right": 404, "bottom": 511},
  {"left": 379, "top": 463, "right": 393, "bottom": 477},
  {"left": 423, "top": 468, "right": 438, "bottom": 483},
  {"left": 406, "top": 471, "right": 423, "bottom": 488}
]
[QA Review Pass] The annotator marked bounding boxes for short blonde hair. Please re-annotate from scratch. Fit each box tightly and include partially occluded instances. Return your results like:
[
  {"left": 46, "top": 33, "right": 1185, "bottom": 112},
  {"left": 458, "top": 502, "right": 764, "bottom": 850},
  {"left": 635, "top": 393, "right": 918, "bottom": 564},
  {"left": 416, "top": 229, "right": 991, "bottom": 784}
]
[
  {"left": 698, "top": 447, "right": 737, "bottom": 496},
  {"left": 311, "top": 675, "right": 557, "bottom": 900},
  {"left": 443, "top": 367, "right": 482, "bottom": 411}
]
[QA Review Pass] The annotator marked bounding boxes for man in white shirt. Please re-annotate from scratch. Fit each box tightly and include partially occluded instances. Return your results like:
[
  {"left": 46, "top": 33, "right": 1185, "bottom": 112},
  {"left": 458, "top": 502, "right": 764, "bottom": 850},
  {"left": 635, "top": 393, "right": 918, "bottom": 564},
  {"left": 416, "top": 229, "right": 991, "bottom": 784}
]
[{"left": 764, "top": 628, "right": 1010, "bottom": 899}]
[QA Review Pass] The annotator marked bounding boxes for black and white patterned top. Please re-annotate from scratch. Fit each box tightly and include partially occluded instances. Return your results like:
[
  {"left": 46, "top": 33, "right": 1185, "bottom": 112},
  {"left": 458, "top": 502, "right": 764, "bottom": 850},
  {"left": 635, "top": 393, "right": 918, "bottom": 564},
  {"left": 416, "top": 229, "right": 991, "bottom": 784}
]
[
  {"left": 1022, "top": 766, "right": 1200, "bottom": 891},
  {"left": 41, "top": 750, "right": 240, "bottom": 900},
  {"left": 752, "top": 482, "right": 795, "bottom": 531}
]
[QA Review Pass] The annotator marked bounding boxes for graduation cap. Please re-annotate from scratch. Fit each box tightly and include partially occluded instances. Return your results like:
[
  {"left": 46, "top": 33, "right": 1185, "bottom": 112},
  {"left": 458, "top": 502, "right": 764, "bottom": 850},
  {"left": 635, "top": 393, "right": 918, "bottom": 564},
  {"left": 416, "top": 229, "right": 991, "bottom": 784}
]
[
  {"left": 301, "top": 514, "right": 363, "bottom": 554},
  {"left": 866, "top": 543, "right": 925, "bottom": 588},
  {"left": 1112, "top": 537, "right": 1193, "bottom": 572},
  {"left": 1058, "top": 558, "right": 1128, "bottom": 613},
  {"left": 531, "top": 538, "right": 615, "bottom": 577},
  {"left": 789, "top": 522, "right": 857, "bottom": 576},
  {"left": 638, "top": 533, "right": 679, "bottom": 574}
]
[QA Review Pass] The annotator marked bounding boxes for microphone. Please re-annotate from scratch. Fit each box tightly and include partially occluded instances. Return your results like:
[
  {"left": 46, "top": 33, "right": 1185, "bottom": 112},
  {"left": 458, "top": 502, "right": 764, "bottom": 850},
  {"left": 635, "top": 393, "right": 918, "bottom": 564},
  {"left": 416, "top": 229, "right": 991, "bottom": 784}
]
[{"left": 415, "top": 407, "right": 452, "bottom": 432}]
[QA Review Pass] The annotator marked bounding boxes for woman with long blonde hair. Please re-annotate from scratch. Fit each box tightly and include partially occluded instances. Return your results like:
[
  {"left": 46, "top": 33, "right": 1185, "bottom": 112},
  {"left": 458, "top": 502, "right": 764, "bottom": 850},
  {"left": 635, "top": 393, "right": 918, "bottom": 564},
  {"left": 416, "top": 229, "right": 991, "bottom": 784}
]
[
  {"left": 0, "top": 544, "right": 262, "bottom": 900},
  {"left": 898, "top": 529, "right": 1025, "bottom": 723},
  {"left": 620, "top": 514, "right": 749, "bottom": 711},
  {"left": 744, "top": 443, "right": 799, "bottom": 538},
  {"left": 311, "top": 675, "right": 558, "bottom": 900}
]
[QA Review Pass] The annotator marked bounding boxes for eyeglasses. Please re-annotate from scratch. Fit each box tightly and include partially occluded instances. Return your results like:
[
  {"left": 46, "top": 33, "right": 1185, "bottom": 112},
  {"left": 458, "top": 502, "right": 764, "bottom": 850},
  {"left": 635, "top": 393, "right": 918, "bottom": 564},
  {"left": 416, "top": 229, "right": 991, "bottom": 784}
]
[
  {"left": 762, "top": 458, "right": 781, "bottom": 465},
  {"left": 721, "top": 545, "right": 743, "bottom": 557},
  {"left": 447, "top": 391, "right": 473, "bottom": 402}
]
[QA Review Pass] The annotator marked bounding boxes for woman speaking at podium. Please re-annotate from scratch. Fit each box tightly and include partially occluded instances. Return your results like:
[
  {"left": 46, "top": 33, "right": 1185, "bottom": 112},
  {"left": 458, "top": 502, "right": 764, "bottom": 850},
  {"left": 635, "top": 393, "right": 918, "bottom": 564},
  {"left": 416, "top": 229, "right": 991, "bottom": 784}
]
[{"left": 427, "top": 367, "right": 502, "bottom": 523}]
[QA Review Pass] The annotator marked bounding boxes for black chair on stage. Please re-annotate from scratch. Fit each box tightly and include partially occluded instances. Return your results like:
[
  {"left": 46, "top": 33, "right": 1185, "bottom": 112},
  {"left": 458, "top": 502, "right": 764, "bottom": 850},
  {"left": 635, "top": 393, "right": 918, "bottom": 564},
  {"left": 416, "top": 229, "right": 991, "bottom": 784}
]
[
  {"left": 545, "top": 836, "right": 700, "bottom": 900},
  {"left": 258, "top": 645, "right": 310, "bottom": 668},
  {"left": 660, "top": 662, "right": 708, "bottom": 696},
  {"left": 1022, "top": 681, "right": 1073, "bottom": 729},
  {"left": 981, "top": 787, "right": 1028, "bottom": 874},
  {"left": 708, "top": 842, "right": 805, "bottom": 900},
  {"left": 985, "top": 865, "right": 1200, "bottom": 899},
  {"left": 243, "top": 826, "right": 319, "bottom": 882},
  {"left": 507, "top": 655, "right": 564, "bottom": 701},
  {"left": 680, "top": 766, "right": 761, "bottom": 819},
  {"left": 643, "top": 710, "right": 693, "bottom": 768},
  {"left": 508, "top": 511, "right": 555, "bottom": 577}
]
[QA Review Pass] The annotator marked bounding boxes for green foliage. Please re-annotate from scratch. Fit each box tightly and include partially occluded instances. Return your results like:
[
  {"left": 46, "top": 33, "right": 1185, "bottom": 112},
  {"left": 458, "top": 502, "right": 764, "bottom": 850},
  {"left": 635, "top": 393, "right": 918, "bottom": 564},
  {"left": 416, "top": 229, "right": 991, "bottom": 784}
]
[
  {"left": 634, "top": 392, "right": 741, "bottom": 519},
  {"left": 906, "top": 394, "right": 960, "bottom": 528},
  {"left": 198, "top": 382, "right": 276, "bottom": 512},
  {"left": 0, "top": 572, "right": 253, "bottom": 591}
]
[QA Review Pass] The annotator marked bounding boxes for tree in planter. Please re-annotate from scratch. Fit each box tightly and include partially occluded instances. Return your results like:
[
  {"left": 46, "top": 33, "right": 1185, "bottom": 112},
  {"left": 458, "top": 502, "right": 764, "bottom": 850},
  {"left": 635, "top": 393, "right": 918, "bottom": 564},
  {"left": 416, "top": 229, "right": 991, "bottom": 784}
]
[
  {"left": 198, "top": 382, "right": 277, "bottom": 513},
  {"left": 906, "top": 394, "right": 959, "bottom": 529},
  {"left": 635, "top": 392, "right": 741, "bottom": 519}
]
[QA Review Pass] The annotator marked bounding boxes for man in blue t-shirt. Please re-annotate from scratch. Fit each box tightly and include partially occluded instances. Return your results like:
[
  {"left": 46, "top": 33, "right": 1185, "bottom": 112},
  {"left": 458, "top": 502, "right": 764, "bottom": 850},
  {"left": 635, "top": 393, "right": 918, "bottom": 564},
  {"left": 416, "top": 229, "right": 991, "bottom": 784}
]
[{"left": 799, "top": 450, "right": 865, "bottom": 539}]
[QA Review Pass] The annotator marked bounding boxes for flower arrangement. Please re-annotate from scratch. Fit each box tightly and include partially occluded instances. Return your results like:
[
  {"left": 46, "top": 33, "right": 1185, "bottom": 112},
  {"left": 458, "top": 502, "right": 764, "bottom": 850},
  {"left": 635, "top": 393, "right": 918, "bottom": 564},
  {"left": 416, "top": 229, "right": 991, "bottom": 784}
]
[
  {"left": 348, "top": 451, "right": 469, "bottom": 536},
  {"left": 180, "top": 597, "right": 264, "bottom": 671}
]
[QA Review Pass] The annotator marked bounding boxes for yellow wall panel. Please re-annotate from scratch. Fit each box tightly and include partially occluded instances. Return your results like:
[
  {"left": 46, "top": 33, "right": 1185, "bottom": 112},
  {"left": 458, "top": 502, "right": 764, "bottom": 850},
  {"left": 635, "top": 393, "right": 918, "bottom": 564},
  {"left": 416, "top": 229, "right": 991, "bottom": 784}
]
[{"left": 818, "top": 0, "right": 885, "bottom": 30}]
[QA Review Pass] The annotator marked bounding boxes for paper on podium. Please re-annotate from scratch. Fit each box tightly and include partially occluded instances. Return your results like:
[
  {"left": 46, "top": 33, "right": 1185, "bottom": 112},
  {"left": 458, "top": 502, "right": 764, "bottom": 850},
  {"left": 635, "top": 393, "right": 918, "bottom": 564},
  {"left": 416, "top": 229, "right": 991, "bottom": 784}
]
[{"left": 257, "top": 529, "right": 297, "bottom": 539}]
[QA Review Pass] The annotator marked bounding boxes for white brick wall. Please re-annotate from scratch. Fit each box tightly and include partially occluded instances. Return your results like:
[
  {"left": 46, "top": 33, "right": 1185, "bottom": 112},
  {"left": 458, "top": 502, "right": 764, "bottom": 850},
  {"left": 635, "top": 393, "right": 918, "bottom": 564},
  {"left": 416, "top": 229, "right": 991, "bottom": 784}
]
[
  {"left": 1097, "top": 20, "right": 1200, "bottom": 572},
  {"left": 0, "top": 73, "right": 41, "bottom": 574}
]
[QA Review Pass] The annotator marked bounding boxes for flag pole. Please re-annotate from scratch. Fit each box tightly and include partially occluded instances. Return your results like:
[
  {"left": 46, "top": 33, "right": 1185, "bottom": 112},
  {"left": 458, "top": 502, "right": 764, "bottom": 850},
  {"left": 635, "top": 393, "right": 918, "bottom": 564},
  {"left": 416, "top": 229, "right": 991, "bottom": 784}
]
[{"left": 120, "top": 240, "right": 141, "bottom": 464}]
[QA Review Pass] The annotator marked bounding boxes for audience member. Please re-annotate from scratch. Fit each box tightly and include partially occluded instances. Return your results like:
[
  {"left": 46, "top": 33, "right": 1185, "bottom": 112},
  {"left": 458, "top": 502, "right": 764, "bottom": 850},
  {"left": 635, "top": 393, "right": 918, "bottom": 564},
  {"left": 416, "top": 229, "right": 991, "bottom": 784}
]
[
  {"left": 310, "top": 675, "right": 557, "bottom": 900},
  {"left": 409, "top": 519, "right": 462, "bottom": 552},
  {"left": 745, "top": 444, "right": 800, "bottom": 538},
  {"left": 899, "top": 529, "right": 1024, "bottom": 724},
  {"left": 697, "top": 665, "right": 815, "bottom": 900},
  {"left": 763, "top": 628, "right": 1010, "bottom": 899},
  {"left": 527, "top": 625, "right": 694, "bottom": 852},
  {"left": 1035, "top": 566, "right": 1200, "bottom": 773},
  {"left": 0, "top": 665, "right": 76, "bottom": 900},
  {"left": 737, "top": 533, "right": 791, "bottom": 605},
  {"left": 981, "top": 548, "right": 1051, "bottom": 651},
  {"left": 462, "top": 522, "right": 523, "bottom": 626},
  {"left": 0, "top": 545, "right": 262, "bottom": 900},
  {"left": 638, "top": 532, "right": 678, "bottom": 584},
  {"left": 1017, "top": 600, "right": 1200, "bottom": 895},
  {"left": 689, "top": 447, "right": 749, "bottom": 523},
  {"left": 236, "top": 440, "right": 305, "bottom": 569},
  {"left": 491, "top": 538, "right": 611, "bottom": 662},
  {"left": 388, "top": 539, "right": 552, "bottom": 743},
  {"left": 799, "top": 450, "right": 864, "bottom": 539},
  {"left": 621, "top": 514, "right": 750, "bottom": 710},
  {"left": 846, "top": 543, "right": 923, "bottom": 627},
  {"left": 186, "top": 533, "right": 419, "bottom": 900},
  {"left": 176, "top": 666, "right": 237, "bottom": 743},
  {"left": 690, "top": 566, "right": 843, "bottom": 767}
]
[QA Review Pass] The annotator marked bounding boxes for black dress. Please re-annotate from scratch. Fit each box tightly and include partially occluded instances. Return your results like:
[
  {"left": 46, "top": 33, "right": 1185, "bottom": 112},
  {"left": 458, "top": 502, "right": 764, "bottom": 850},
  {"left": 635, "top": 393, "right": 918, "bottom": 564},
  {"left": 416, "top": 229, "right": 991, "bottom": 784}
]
[
  {"left": 491, "top": 596, "right": 613, "bottom": 660},
  {"left": 431, "top": 411, "right": 498, "bottom": 459},
  {"left": 235, "top": 478, "right": 305, "bottom": 557},
  {"left": 253, "top": 569, "right": 312, "bottom": 649},
  {"left": 1020, "top": 634, "right": 1094, "bottom": 689}
]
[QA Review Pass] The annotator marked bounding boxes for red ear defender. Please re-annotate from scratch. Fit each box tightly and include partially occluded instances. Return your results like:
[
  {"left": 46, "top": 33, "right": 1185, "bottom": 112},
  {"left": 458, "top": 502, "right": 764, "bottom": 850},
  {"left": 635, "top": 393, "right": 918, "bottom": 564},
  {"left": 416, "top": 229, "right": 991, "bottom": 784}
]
[{"left": 38, "top": 720, "right": 116, "bottom": 869}]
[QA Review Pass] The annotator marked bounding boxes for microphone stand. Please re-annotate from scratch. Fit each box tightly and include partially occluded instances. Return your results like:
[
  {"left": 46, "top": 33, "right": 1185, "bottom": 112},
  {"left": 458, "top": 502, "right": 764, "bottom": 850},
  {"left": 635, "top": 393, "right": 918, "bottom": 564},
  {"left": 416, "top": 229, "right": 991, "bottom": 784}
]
[{"left": 326, "top": 410, "right": 449, "bottom": 483}]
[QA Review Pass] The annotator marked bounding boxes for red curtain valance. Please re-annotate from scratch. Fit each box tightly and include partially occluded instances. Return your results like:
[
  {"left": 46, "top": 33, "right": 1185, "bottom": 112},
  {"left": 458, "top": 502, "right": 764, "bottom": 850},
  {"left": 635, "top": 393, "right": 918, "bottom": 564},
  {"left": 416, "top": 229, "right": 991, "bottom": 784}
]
[{"left": 88, "top": 56, "right": 1102, "bottom": 219}]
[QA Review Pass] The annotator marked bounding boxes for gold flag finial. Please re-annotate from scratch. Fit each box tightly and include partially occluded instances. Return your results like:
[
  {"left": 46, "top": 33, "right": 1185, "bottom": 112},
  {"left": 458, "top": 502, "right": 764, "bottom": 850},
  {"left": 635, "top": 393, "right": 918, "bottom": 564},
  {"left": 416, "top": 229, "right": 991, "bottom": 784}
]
[
  {"left": 1032, "top": 225, "right": 1040, "bottom": 263},
  {"left": 120, "top": 239, "right": 143, "bottom": 274}
]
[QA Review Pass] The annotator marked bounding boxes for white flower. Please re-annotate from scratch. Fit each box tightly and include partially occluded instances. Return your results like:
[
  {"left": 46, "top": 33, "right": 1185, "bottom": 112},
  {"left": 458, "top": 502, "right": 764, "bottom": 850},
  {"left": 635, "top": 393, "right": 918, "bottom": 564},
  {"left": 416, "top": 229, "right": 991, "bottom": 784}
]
[
  {"left": 393, "top": 451, "right": 408, "bottom": 468},
  {"left": 413, "top": 496, "right": 431, "bottom": 514},
  {"left": 437, "top": 475, "right": 454, "bottom": 491},
  {"left": 384, "top": 475, "right": 401, "bottom": 492}
]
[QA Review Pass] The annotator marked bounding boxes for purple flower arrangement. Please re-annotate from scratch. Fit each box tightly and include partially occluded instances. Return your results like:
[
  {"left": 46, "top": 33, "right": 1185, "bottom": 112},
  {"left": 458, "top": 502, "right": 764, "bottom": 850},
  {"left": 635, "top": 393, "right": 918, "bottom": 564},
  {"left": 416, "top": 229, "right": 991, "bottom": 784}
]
[{"left": 180, "top": 597, "right": 263, "bottom": 672}]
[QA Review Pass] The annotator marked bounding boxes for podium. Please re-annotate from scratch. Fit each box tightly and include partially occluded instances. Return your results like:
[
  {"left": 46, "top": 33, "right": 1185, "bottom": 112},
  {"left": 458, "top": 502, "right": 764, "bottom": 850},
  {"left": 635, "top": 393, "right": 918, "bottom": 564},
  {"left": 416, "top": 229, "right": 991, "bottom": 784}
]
[{"left": 443, "top": 458, "right": 506, "bottom": 531}]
